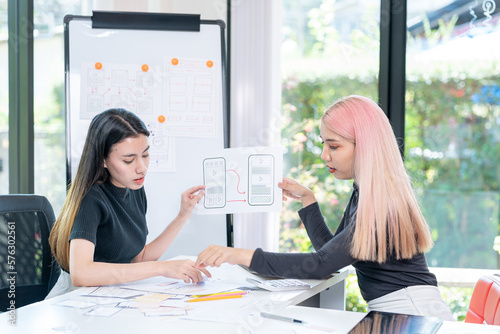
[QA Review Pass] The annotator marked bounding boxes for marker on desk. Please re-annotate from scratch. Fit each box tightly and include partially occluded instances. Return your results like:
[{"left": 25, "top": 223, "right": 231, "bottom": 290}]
[{"left": 260, "top": 312, "right": 306, "bottom": 324}]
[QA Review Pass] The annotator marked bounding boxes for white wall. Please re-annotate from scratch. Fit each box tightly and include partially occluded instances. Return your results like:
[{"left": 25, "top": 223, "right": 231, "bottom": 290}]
[{"left": 93, "top": 0, "right": 226, "bottom": 21}]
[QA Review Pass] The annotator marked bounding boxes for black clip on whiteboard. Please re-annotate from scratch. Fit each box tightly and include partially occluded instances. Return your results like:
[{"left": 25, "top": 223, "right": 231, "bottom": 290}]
[{"left": 91, "top": 10, "right": 201, "bottom": 32}]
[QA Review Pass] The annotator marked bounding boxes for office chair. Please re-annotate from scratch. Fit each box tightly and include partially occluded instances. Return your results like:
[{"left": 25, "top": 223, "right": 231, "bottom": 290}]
[
  {"left": 0, "top": 195, "right": 61, "bottom": 311},
  {"left": 464, "top": 274, "right": 500, "bottom": 325}
]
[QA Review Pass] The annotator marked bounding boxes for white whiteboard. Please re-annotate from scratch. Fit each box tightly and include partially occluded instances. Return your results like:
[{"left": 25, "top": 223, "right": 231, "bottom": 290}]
[{"left": 65, "top": 14, "right": 228, "bottom": 259}]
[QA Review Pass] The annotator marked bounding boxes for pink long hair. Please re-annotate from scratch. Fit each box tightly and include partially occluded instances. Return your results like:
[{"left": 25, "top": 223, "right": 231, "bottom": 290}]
[{"left": 322, "top": 95, "right": 433, "bottom": 263}]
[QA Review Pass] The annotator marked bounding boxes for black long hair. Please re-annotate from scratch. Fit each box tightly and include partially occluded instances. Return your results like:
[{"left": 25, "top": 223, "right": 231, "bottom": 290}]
[
  {"left": 81, "top": 108, "right": 150, "bottom": 186},
  {"left": 50, "top": 109, "right": 150, "bottom": 271}
]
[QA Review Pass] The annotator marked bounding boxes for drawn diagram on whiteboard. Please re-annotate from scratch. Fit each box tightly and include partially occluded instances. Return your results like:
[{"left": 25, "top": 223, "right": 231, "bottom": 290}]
[
  {"left": 164, "top": 58, "right": 219, "bottom": 138},
  {"left": 80, "top": 62, "right": 161, "bottom": 120},
  {"left": 203, "top": 157, "right": 226, "bottom": 208},
  {"left": 248, "top": 154, "right": 275, "bottom": 206},
  {"left": 146, "top": 117, "right": 175, "bottom": 173}
]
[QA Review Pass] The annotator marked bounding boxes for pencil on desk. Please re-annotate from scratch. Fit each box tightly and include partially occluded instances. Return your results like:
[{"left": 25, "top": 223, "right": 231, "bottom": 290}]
[
  {"left": 192, "top": 292, "right": 247, "bottom": 299},
  {"left": 192, "top": 290, "right": 247, "bottom": 298},
  {"left": 188, "top": 295, "right": 243, "bottom": 302}
]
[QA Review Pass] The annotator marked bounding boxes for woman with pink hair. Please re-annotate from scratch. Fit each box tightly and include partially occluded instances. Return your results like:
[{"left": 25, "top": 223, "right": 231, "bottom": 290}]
[{"left": 196, "top": 95, "right": 453, "bottom": 320}]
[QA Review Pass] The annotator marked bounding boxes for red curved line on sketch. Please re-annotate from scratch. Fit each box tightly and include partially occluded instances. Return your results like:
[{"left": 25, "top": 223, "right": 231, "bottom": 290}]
[{"left": 226, "top": 169, "right": 246, "bottom": 194}]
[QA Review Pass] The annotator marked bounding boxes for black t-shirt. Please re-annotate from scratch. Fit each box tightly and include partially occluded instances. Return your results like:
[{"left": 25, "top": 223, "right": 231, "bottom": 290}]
[
  {"left": 69, "top": 182, "right": 148, "bottom": 264},
  {"left": 249, "top": 184, "right": 437, "bottom": 302}
]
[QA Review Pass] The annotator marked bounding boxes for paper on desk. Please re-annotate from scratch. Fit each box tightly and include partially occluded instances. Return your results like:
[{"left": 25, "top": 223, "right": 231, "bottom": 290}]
[
  {"left": 55, "top": 299, "right": 98, "bottom": 309},
  {"left": 117, "top": 300, "right": 165, "bottom": 310},
  {"left": 158, "top": 277, "right": 242, "bottom": 295},
  {"left": 85, "top": 297, "right": 131, "bottom": 305},
  {"left": 133, "top": 293, "right": 174, "bottom": 303},
  {"left": 123, "top": 278, "right": 240, "bottom": 295},
  {"left": 119, "top": 278, "right": 178, "bottom": 293},
  {"left": 123, "top": 276, "right": 241, "bottom": 296},
  {"left": 179, "top": 297, "right": 251, "bottom": 324},
  {"left": 82, "top": 286, "right": 145, "bottom": 298},
  {"left": 83, "top": 306, "right": 122, "bottom": 317},
  {"left": 55, "top": 296, "right": 130, "bottom": 309},
  {"left": 160, "top": 299, "right": 190, "bottom": 308},
  {"left": 143, "top": 308, "right": 188, "bottom": 317},
  {"left": 114, "top": 293, "right": 183, "bottom": 309}
]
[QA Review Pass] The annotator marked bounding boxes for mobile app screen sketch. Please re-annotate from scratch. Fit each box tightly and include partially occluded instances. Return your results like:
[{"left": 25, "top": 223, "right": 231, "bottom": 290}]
[
  {"left": 203, "top": 157, "right": 226, "bottom": 208},
  {"left": 248, "top": 154, "right": 274, "bottom": 206}
]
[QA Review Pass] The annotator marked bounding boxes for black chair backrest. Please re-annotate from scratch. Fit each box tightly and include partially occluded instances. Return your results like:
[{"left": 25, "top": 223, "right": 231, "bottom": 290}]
[{"left": 0, "top": 195, "right": 61, "bottom": 311}]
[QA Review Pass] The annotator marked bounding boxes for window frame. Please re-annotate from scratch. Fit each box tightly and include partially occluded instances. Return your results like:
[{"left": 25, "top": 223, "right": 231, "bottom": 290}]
[{"left": 8, "top": 0, "right": 34, "bottom": 194}]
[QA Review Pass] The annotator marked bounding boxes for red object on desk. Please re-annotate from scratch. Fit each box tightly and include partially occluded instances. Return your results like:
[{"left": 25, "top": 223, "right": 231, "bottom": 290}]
[{"left": 465, "top": 274, "right": 500, "bottom": 325}]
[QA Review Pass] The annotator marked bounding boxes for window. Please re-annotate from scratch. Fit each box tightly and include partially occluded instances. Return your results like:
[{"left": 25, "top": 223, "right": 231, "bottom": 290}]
[
  {"left": 281, "top": 0, "right": 500, "bottom": 268},
  {"left": 406, "top": 0, "right": 500, "bottom": 269},
  {"left": 33, "top": 1, "right": 91, "bottom": 213},
  {"left": 280, "top": 0, "right": 380, "bottom": 252}
]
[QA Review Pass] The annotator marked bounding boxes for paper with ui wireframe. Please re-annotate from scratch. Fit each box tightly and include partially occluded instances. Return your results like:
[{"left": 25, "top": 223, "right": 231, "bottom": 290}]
[
  {"left": 81, "top": 286, "right": 144, "bottom": 298},
  {"left": 118, "top": 277, "right": 178, "bottom": 294},
  {"left": 198, "top": 146, "right": 284, "bottom": 215},
  {"left": 157, "top": 277, "right": 242, "bottom": 296}
]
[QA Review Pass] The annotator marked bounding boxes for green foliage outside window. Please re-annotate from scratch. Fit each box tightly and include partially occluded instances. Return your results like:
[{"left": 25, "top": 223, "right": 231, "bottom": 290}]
[
  {"left": 280, "top": 75, "right": 378, "bottom": 244},
  {"left": 280, "top": 2, "right": 500, "bottom": 318}
]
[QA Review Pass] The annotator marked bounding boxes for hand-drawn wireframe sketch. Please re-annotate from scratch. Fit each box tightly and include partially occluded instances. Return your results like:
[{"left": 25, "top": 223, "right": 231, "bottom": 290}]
[
  {"left": 248, "top": 154, "right": 275, "bottom": 206},
  {"left": 164, "top": 58, "right": 220, "bottom": 138},
  {"left": 79, "top": 61, "right": 177, "bottom": 173},
  {"left": 80, "top": 62, "right": 162, "bottom": 120},
  {"left": 147, "top": 119, "right": 176, "bottom": 173},
  {"left": 197, "top": 147, "right": 283, "bottom": 215},
  {"left": 203, "top": 157, "right": 226, "bottom": 208}
]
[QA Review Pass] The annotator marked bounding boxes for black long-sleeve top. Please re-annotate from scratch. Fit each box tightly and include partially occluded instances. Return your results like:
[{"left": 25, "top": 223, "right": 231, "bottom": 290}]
[{"left": 249, "top": 184, "right": 437, "bottom": 302}]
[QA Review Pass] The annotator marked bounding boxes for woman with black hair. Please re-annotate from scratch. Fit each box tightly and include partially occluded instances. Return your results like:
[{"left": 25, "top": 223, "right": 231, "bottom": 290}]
[{"left": 48, "top": 108, "right": 210, "bottom": 298}]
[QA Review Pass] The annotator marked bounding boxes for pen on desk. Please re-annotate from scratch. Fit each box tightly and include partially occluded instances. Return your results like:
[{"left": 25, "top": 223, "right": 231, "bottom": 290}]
[
  {"left": 188, "top": 295, "right": 243, "bottom": 302},
  {"left": 260, "top": 312, "right": 307, "bottom": 324}
]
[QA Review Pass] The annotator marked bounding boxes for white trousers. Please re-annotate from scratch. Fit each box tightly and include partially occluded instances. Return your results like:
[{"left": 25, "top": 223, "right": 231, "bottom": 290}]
[{"left": 367, "top": 285, "right": 454, "bottom": 321}]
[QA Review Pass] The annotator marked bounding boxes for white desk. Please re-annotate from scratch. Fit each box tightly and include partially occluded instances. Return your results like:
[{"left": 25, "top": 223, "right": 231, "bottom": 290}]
[
  {"left": 266, "top": 307, "right": 500, "bottom": 333},
  {"left": 3, "top": 299, "right": 499, "bottom": 334},
  {"left": 1, "top": 259, "right": 348, "bottom": 333}
]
